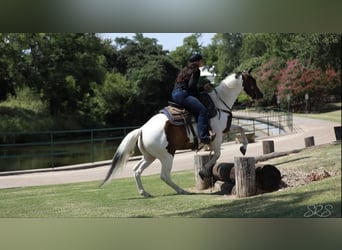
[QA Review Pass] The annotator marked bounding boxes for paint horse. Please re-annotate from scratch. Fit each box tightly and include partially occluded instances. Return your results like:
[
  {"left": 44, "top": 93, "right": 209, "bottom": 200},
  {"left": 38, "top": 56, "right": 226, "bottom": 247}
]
[{"left": 101, "top": 69, "right": 263, "bottom": 197}]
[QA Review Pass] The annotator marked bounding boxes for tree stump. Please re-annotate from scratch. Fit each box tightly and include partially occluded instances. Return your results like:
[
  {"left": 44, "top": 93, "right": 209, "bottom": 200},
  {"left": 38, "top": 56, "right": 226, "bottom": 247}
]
[
  {"left": 262, "top": 140, "right": 275, "bottom": 154},
  {"left": 304, "top": 136, "right": 315, "bottom": 147},
  {"left": 194, "top": 153, "right": 213, "bottom": 190},
  {"left": 334, "top": 126, "right": 341, "bottom": 141},
  {"left": 234, "top": 157, "right": 256, "bottom": 197}
]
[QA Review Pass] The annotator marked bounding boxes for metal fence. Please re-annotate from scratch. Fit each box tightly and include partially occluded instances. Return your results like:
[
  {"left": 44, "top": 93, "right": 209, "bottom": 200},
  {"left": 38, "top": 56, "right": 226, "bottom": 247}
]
[
  {"left": 0, "top": 127, "right": 138, "bottom": 172},
  {"left": 232, "top": 108, "right": 293, "bottom": 137}
]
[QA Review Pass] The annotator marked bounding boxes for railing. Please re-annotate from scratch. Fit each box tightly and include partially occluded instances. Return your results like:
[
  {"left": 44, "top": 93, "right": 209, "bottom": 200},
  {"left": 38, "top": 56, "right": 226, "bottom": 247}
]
[
  {"left": 0, "top": 108, "right": 293, "bottom": 172},
  {"left": 232, "top": 108, "right": 293, "bottom": 136},
  {"left": 0, "top": 127, "right": 138, "bottom": 172},
  {"left": 222, "top": 108, "right": 293, "bottom": 142}
]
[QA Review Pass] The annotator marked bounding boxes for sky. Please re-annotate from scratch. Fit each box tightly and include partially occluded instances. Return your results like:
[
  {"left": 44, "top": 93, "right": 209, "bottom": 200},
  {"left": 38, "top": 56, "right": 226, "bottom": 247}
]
[{"left": 100, "top": 33, "right": 215, "bottom": 51}]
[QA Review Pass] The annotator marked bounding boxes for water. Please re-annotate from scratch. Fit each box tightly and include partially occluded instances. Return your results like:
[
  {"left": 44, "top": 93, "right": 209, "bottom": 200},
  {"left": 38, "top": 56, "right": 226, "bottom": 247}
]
[
  {"left": 0, "top": 127, "right": 139, "bottom": 172},
  {"left": 0, "top": 140, "right": 119, "bottom": 172}
]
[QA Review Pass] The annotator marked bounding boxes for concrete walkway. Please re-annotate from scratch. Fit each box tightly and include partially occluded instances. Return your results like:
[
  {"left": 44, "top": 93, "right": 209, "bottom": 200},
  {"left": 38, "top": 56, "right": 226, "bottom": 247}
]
[{"left": 0, "top": 116, "right": 340, "bottom": 189}]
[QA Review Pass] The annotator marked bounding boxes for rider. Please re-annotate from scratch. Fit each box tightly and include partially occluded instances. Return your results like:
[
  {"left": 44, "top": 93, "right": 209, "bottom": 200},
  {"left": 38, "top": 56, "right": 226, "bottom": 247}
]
[{"left": 172, "top": 53, "right": 216, "bottom": 145}]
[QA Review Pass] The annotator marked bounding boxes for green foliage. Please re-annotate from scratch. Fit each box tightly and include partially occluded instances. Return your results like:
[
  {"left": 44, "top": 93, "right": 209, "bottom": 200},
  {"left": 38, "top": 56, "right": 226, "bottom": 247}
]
[
  {"left": 205, "top": 33, "right": 243, "bottom": 80},
  {"left": 293, "top": 33, "right": 341, "bottom": 71},
  {"left": 169, "top": 33, "right": 203, "bottom": 68},
  {"left": 1, "top": 32, "right": 341, "bottom": 130},
  {"left": 94, "top": 72, "right": 136, "bottom": 125}
]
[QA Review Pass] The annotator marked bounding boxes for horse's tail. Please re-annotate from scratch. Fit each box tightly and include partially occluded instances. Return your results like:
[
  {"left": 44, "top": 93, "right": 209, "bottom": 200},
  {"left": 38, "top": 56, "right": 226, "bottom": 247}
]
[{"left": 100, "top": 128, "right": 142, "bottom": 187}]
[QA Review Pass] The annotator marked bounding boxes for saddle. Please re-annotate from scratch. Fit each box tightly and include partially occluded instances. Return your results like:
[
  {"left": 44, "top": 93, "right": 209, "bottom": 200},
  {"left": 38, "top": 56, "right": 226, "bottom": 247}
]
[
  {"left": 160, "top": 94, "right": 218, "bottom": 145},
  {"left": 160, "top": 102, "right": 192, "bottom": 126},
  {"left": 161, "top": 93, "right": 232, "bottom": 136},
  {"left": 160, "top": 102, "right": 198, "bottom": 146}
]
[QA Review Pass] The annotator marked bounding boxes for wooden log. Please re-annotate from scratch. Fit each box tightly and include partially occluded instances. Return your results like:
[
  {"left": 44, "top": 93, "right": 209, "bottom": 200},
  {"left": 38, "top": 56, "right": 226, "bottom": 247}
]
[
  {"left": 212, "top": 162, "right": 235, "bottom": 182},
  {"left": 234, "top": 157, "right": 256, "bottom": 197},
  {"left": 334, "top": 126, "right": 341, "bottom": 141},
  {"left": 304, "top": 136, "right": 315, "bottom": 147},
  {"left": 214, "top": 181, "right": 235, "bottom": 194},
  {"left": 255, "top": 165, "right": 281, "bottom": 191},
  {"left": 254, "top": 149, "right": 302, "bottom": 162},
  {"left": 194, "top": 153, "right": 213, "bottom": 190},
  {"left": 262, "top": 140, "right": 275, "bottom": 154}
]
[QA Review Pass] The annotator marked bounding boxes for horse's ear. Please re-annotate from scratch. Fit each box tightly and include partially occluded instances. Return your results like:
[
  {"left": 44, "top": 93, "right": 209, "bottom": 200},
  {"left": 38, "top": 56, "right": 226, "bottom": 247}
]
[
  {"left": 235, "top": 72, "right": 242, "bottom": 79},
  {"left": 248, "top": 68, "right": 252, "bottom": 74}
]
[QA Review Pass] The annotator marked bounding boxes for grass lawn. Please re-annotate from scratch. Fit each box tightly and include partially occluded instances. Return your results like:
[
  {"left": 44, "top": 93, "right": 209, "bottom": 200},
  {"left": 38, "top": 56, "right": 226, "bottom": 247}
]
[
  {"left": 0, "top": 143, "right": 340, "bottom": 218},
  {"left": 294, "top": 102, "right": 341, "bottom": 124}
]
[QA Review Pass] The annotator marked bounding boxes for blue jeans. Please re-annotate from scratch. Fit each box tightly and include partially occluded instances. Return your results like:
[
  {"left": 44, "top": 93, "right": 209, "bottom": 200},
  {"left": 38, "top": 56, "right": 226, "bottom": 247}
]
[{"left": 172, "top": 88, "right": 210, "bottom": 143}]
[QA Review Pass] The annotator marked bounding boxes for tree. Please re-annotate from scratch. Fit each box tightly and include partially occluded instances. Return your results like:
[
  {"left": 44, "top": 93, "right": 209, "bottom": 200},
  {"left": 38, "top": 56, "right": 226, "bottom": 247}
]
[
  {"left": 210, "top": 33, "right": 243, "bottom": 79},
  {"left": 293, "top": 33, "right": 341, "bottom": 72},
  {"left": 253, "top": 57, "right": 287, "bottom": 106},
  {"left": 105, "top": 33, "right": 179, "bottom": 125},
  {"left": 24, "top": 33, "right": 107, "bottom": 115},
  {"left": 0, "top": 33, "right": 30, "bottom": 100},
  {"left": 276, "top": 59, "right": 341, "bottom": 111},
  {"left": 93, "top": 72, "right": 136, "bottom": 126},
  {"left": 169, "top": 33, "right": 203, "bottom": 68}
]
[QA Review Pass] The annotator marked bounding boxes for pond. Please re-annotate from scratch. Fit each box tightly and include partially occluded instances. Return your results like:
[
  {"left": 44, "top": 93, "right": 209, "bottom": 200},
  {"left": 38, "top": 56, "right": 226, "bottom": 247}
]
[{"left": 0, "top": 127, "right": 138, "bottom": 172}]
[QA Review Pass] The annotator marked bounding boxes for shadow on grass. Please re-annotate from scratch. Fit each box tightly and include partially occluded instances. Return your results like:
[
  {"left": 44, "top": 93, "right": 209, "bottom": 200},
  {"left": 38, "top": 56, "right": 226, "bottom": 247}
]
[
  {"left": 166, "top": 187, "right": 341, "bottom": 218},
  {"left": 273, "top": 156, "right": 312, "bottom": 166}
]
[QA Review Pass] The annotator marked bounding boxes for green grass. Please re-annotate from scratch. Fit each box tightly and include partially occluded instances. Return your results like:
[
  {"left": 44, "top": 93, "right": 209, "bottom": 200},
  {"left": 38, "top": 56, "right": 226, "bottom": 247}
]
[
  {"left": 294, "top": 102, "right": 341, "bottom": 124},
  {"left": 0, "top": 143, "right": 340, "bottom": 218}
]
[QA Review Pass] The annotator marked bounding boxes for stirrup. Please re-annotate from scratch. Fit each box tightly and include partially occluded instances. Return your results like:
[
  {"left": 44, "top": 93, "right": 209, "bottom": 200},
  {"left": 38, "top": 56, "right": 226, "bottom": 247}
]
[{"left": 209, "top": 132, "right": 216, "bottom": 142}]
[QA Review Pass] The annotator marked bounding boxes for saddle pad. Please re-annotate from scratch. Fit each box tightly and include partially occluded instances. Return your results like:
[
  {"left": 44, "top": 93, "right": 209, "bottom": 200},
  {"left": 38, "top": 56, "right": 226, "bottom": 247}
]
[{"left": 160, "top": 106, "right": 191, "bottom": 126}]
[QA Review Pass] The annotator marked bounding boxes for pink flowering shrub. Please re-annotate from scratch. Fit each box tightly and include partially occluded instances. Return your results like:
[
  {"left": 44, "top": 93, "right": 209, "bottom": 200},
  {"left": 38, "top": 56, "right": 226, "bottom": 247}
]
[
  {"left": 255, "top": 58, "right": 340, "bottom": 111},
  {"left": 276, "top": 59, "right": 340, "bottom": 111}
]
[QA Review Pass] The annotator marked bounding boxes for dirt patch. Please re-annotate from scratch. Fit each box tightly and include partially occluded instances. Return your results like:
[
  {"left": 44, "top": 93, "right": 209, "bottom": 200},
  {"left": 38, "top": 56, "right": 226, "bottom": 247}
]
[{"left": 280, "top": 167, "right": 340, "bottom": 189}]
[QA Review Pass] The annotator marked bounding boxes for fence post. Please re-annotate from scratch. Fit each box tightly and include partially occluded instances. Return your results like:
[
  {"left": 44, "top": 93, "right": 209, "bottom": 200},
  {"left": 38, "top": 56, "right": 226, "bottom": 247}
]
[
  {"left": 50, "top": 131, "right": 54, "bottom": 167},
  {"left": 234, "top": 157, "right": 256, "bottom": 197},
  {"left": 262, "top": 140, "right": 275, "bottom": 154},
  {"left": 334, "top": 126, "right": 341, "bottom": 141},
  {"left": 90, "top": 130, "right": 94, "bottom": 163},
  {"left": 304, "top": 136, "right": 315, "bottom": 147}
]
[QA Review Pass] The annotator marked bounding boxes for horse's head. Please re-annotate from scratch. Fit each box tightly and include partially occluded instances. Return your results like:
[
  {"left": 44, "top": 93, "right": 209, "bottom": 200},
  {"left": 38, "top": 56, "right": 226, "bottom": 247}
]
[{"left": 239, "top": 69, "right": 263, "bottom": 100}]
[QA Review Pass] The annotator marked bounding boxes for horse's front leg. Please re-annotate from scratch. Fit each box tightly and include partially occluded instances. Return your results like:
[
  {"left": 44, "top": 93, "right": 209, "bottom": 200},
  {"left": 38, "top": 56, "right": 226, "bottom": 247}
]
[
  {"left": 198, "top": 142, "right": 221, "bottom": 179},
  {"left": 231, "top": 124, "right": 248, "bottom": 155}
]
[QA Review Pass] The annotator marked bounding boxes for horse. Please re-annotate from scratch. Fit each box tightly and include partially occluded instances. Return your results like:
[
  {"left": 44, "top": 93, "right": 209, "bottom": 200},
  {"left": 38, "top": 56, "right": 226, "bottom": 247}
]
[{"left": 101, "top": 69, "right": 263, "bottom": 197}]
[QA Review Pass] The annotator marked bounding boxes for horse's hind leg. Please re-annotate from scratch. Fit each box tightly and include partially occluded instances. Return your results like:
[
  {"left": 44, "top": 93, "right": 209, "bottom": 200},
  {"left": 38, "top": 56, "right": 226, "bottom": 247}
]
[
  {"left": 160, "top": 155, "right": 190, "bottom": 195},
  {"left": 133, "top": 156, "right": 155, "bottom": 198}
]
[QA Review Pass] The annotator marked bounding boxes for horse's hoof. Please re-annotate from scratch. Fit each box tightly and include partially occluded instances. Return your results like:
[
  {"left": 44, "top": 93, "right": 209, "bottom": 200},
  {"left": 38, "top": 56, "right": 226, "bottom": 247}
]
[
  {"left": 141, "top": 191, "right": 153, "bottom": 198},
  {"left": 178, "top": 189, "right": 191, "bottom": 195},
  {"left": 240, "top": 146, "right": 246, "bottom": 155},
  {"left": 199, "top": 169, "right": 210, "bottom": 179}
]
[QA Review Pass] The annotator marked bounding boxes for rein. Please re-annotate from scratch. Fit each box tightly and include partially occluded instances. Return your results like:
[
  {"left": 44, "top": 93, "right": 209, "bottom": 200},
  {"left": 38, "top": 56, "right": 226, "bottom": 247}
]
[
  {"left": 213, "top": 88, "right": 232, "bottom": 113},
  {"left": 212, "top": 88, "right": 233, "bottom": 133}
]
